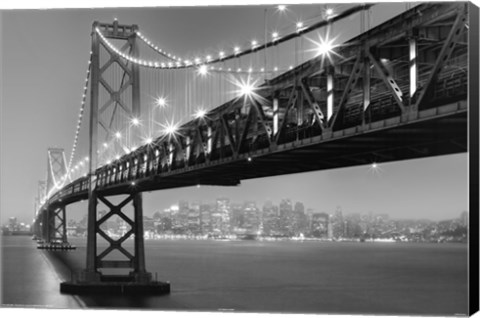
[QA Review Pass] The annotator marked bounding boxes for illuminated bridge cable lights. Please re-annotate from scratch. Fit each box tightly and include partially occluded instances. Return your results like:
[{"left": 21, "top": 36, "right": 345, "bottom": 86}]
[
  {"left": 94, "top": 5, "right": 369, "bottom": 71},
  {"left": 67, "top": 52, "right": 92, "bottom": 179},
  {"left": 135, "top": 30, "right": 180, "bottom": 62}
]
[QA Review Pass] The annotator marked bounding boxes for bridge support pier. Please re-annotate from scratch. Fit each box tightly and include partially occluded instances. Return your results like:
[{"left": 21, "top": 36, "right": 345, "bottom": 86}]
[
  {"left": 60, "top": 191, "right": 169, "bottom": 295},
  {"left": 37, "top": 205, "right": 75, "bottom": 250}
]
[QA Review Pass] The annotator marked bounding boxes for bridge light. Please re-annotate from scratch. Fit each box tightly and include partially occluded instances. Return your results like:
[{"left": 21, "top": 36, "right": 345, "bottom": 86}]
[
  {"left": 325, "top": 8, "right": 334, "bottom": 18},
  {"left": 131, "top": 117, "right": 140, "bottom": 126},
  {"left": 371, "top": 162, "right": 378, "bottom": 169},
  {"left": 145, "top": 137, "right": 153, "bottom": 144},
  {"left": 219, "top": 51, "right": 225, "bottom": 58},
  {"left": 277, "top": 5, "right": 286, "bottom": 11},
  {"left": 156, "top": 97, "right": 167, "bottom": 107},
  {"left": 234, "top": 47, "right": 240, "bottom": 54},
  {"left": 197, "top": 65, "right": 208, "bottom": 76},
  {"left": 316, "top": 39, "right": 334, "bottom": 56},
  {"left": 247, "top": 156, "right": 252, "bottom": 162},
  {"left": 296, "top": 21, "right": 304, "bottom": 32},
  {"left": 115, "top": 155, "right": 120, "bottom": 160},
  {"left": 272, "top": 32, "right": 279, "bottom": 40},
  {"left": 115, "top": 131, "right": 122, "bottom": 139},
  {"left": 103, "top": 142, "right": 109, "bottom": 148},
  {"left": 165, "top": 125, "right": 177, "bottom": 135},
  {"left": 161, "top": 120, "right": 179, "bottom": 138},
  {"left": 131, "top": 182, "right": 136, "bottom": 186},
  {"left": 251, "top": 40, "right": 258, "bottom": 47},
  {"left": 194, "top": 109, "right": 207, "bottom": 119},
  {"left": 240, "top": 82, "right": 255, "bottom": 96}
]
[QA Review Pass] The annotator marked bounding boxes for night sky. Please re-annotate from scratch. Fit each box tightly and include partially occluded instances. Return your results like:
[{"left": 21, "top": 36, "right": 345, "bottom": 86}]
[{"left": 0, "top": 1, "right": 469, "bottom": 225}]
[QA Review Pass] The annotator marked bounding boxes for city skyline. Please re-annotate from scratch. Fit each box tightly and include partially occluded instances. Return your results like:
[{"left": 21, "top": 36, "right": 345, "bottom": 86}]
[{"left": 0, "top": 2, "right": 470, "bottom": 226}]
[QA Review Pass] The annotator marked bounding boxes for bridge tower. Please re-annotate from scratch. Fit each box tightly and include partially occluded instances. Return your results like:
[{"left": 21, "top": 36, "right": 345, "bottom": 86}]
[
  {"left": 33, "top": 181, "right": 47, "bottom": 238},
  {"left": 65, "top": 20, "right": 166, "bottom": 293},
  {"left": 36, "top": 149, "right": 70, "bottom": 245}
]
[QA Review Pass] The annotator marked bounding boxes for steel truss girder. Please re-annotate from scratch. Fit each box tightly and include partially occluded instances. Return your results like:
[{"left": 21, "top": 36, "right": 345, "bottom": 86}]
[
  {"left": 367, "top": 50, "right": 405, "bottom": 113},
  {"left": 300, "top": 80, "right": 325, "bottom": 130},
  {"left": 329, "top": 53, "right": 366, "bottom": 129},
  {"left": 414, "top": 7, "right": 467, "bottom": 110}
]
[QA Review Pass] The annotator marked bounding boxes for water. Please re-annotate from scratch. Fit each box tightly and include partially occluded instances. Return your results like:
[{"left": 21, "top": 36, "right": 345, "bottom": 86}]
[{"left": 1, "top": 236, "right": 468, "bottom": 315}]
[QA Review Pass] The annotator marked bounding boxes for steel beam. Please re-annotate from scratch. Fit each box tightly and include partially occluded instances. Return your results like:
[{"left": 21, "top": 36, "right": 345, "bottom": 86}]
[{"left": 414, "top": 8, "right": 467, "bottom": 110}]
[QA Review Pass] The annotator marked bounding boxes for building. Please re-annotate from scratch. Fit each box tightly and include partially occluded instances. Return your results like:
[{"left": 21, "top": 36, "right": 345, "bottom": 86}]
[
  {"left": 262, "top": 201, "right": 280, "bottom": 236},
  {"left": 310, "top": 212, "right": 329, "bottom": 238},
  {"left": 212, "top": 198, "right": 230, "bottom": 235},
  {"left": 279, "top": 199, "right": 293, "bottom": 236},
  {"left": 243, "top": 201, "right": 260, "bottom": 234}
]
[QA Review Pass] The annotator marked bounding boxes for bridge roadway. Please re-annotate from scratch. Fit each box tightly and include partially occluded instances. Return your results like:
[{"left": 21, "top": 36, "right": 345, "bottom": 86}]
[{"left": 48, "top": 99, "right": 466, "bottom": 206}]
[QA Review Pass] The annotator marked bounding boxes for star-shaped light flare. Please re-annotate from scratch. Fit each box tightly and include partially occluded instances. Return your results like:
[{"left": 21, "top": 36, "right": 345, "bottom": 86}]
[
  {"left": 160, "top": 118, "right": 181, "bottom": 141},
  {"left": 228, "top": 74, "right": 267, "bottom": 106},
  {"left": 305, "top": 31, "right": 342, "bottom": 66}
]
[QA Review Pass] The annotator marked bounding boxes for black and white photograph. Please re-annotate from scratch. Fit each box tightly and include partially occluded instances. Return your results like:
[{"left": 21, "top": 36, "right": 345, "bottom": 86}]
[{"left": 1, "top": 1, "right": 478, "bottom": 317}]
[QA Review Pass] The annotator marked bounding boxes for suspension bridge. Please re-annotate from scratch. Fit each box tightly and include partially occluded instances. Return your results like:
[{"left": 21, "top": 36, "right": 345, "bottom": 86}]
[{"left": 31, "top": 2, "right": 471, "bottom": 294}]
